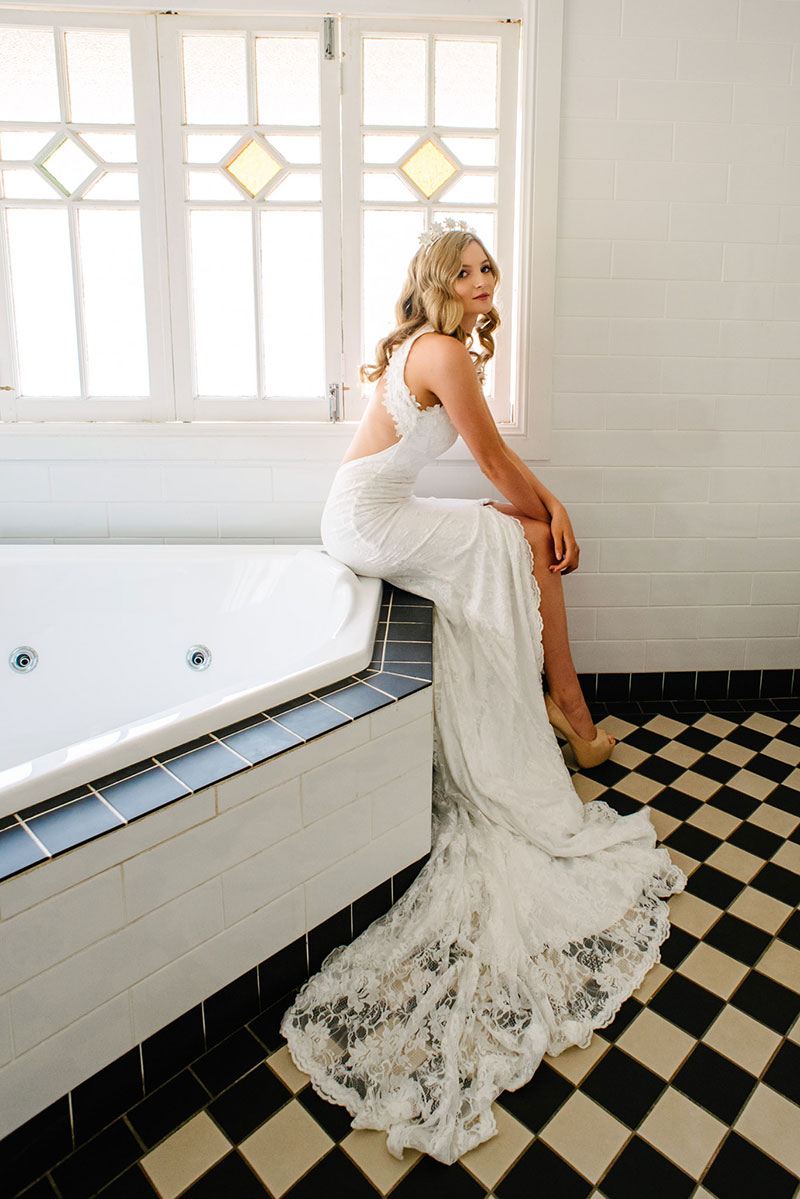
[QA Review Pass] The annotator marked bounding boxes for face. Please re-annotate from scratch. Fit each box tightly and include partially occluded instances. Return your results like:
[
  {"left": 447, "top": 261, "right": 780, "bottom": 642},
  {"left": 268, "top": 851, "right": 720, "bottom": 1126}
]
[{"left": 452, "top": 239, "right": 495, "bottom": 318}]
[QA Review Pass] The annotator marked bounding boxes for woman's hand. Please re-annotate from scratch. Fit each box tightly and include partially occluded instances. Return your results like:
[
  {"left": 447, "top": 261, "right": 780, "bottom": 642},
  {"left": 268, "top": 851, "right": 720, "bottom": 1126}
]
[{"left": 548, "top": 503, "right": 580, "bottom": 575}]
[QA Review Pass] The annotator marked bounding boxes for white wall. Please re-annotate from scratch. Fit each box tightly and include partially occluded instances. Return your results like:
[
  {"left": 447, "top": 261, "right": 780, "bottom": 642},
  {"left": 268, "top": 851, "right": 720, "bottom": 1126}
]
[{"left": 1, "top": 0, "right": 798, "bottom": 671}]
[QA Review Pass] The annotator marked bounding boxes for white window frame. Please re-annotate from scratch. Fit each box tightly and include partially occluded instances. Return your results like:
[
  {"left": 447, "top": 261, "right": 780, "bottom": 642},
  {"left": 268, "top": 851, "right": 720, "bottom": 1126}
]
[{"left": 0, "top": 0, "right": 562, "bottom": 462}]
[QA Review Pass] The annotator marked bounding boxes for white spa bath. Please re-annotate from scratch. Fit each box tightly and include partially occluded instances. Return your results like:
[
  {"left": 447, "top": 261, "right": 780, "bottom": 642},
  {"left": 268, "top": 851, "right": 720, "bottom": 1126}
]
[{"left": 1, "top": 545, "right": 383, "bottom": 817}]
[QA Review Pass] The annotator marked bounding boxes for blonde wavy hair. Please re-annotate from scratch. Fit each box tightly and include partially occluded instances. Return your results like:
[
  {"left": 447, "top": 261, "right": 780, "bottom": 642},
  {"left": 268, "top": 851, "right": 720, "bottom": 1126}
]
[{"left": 359, "top": 230, "right": 501, "bottom": 387}]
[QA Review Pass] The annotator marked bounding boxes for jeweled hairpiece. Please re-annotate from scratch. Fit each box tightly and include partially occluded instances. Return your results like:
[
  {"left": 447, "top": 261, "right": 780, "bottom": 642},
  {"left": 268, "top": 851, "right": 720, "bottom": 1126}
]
[{"left": 418, "top": 216, "right": 479, "bottom": 251}]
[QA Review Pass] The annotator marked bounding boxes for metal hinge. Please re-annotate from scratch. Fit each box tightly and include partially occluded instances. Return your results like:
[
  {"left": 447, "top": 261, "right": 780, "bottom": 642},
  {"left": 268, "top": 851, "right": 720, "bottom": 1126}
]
[
  {"left": 328, "top": 382, "right": 340, "bottom": 421},
  {"left": 323, "top": 16, "right": 335, "bottom": 60}
]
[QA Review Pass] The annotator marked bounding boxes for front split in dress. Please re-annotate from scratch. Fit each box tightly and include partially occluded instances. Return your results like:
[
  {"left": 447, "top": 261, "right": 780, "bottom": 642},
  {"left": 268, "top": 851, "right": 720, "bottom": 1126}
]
[{"left": 280, "top": 322, "right": 686, "bottom": 1164}]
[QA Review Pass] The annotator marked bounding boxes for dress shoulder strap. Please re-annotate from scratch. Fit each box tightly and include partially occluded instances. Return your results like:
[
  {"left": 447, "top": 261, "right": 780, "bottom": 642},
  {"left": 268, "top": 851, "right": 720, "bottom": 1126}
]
[{"left": 382, "top": 324, "right": 434, "bottom": 437}]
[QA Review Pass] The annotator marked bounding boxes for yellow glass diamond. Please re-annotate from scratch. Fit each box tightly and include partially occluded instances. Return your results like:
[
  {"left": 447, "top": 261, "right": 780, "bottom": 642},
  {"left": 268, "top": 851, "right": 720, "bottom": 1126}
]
[
  {"left": 400, "top": 139, "right": 457, "bottom": 199},
  {"left": 226, "top": 139, "right": 281, "bottom": 197}
]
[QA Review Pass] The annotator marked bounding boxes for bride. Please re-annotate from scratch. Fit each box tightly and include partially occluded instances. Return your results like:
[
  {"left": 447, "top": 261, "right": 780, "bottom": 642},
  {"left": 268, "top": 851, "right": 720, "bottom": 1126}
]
[{"left": 280, "top": 219, "right": 685, "bottom": 1165}]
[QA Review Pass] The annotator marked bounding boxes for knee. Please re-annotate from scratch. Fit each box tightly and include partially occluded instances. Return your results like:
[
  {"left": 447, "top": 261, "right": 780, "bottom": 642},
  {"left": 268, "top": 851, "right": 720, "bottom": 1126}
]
[{"left": 522, "top": 517, "right": 555, "bottom": 567}]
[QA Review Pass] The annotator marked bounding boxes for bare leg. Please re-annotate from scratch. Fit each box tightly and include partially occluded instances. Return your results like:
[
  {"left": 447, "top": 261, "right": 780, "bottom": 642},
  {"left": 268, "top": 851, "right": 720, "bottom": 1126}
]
[{"left": 488, "top": 502, "right": 614, "bottom": 746}]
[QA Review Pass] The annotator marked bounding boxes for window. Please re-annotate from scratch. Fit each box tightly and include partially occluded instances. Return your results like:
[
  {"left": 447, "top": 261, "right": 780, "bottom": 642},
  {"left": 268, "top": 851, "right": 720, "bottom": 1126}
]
[{"left": 0, "top": 5, "right": 558, "bottom": 454}]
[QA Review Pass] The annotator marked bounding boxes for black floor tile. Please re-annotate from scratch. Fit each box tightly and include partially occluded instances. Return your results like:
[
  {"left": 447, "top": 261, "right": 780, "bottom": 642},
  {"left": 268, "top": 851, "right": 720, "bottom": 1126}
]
[
  {"left": 686, "top": 864, "right": 744, "bottom": 909},
  {"left": 72, "top": 1050, "right": 143, "bottom": 1145},
  {"left": 728, "top": 821, "right": 783, "bottom": 861},
  {"left": 658, "top": 925, "right": 697, "bottom": 970},
  {"left": 127, "top": 1070, "right": 209, "bottom": 1149},
  {"left": 702, "top": 1131, "right": 799, "bottom": 1199},
  {"left": 731, "top": 971, "right": 799, "bottom": 1035},
  {"left": 663, "top": 823, "right": 722, "bottom": 862},
  {"left": 690, "top": 755, "right": 740, "bottom": 785},
  {"left": 96, "top": 1165, "right": 158, "bottom": 1198},
  {"left": 390, "top": 1154, "right": 485, "bottom": 1198},
  {"left": 625, "top": 729, "right": 670, "bottom": 754},
  {"left": 602, "top": 788, "right": 644, "bottom": 817},
  {"left": 579, "top": 1046, "right": 665, "bottom": 1128},
  {"left": 703, "top": 913, "right": 772, "bottom": 967},
  {"left": 767, "top": 785, "right": 800, "bottom": 818},
  {"left": 17, "top": 1179, "right": 60, "bottom": 1198},
  {"left": 204, "top": 971, "right": 260, "bottom": 1049},
  {"left": 777, "top": 909, "right": 800, "bottom": 950},
  {"left": 647, "top": 974, "right": 724, "bottom": 1039},
  {"left": 191, "top": 1029, "right": 266, "bottom": 1097},
  {"left": 706, "top": 788, "right": 759, "bottom": 821},
  {"left": 745, "top": 753, "right": 793, "bottom": 784},
  {"left": 762, "top": 1041, "right": 800, "bottom": 1105},
  {"left": 207, "top": 1063, "right": 291, "bottom": 1143},
  {"left": 750, "top": 861, "right": 800, "bottom": 907},
  {"left": 649, "top": 788, "right": 702, "bottom": 821},
  {"left": 726, "top": 726, "right": 771, "bottom": 753},
  {"left": 599, "top": 1134, "right": 694, "bottom": 1199},
  {"left": 297, "top": 1084, "right": 356, "bottom": 1144},
  {"left": 180, "top": 1151, "right": 268, "bottom": 1198},
  {"left": 596, "top": 996, "right": 642, "bottom": 1043},
  {"left": 497, "top": 1062, "right": 573, "bottom": 1133},
  {"left": 496, "top": 1137, "right": 592, "bottom": 1198},
  {"left": 142, "top": 1007, "right": 205, "bottom": 1093},
  {"left": 1, "top": 1097, "right": 72, "bottom": 1197},
  {"left": 282, "top": 1146, "right": 377, "bottom": 1199},
  {"left": 672, "top": 1043, "right": 756, "bottom": 1124},
  {"left": 636, "top": 756, "right": 685, "bottom": 786},
  {"left": 50, "top": 1120, "right": 141, "bottom": 1199},
  {"left": 675, "top": 727, "right": 717, "bottom": 753}
]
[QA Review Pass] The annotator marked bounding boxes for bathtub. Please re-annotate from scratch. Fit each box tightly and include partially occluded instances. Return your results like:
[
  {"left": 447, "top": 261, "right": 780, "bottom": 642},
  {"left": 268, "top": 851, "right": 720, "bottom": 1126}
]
[{"left": 1, "top": 545, "right": 382, "bottom": 817}]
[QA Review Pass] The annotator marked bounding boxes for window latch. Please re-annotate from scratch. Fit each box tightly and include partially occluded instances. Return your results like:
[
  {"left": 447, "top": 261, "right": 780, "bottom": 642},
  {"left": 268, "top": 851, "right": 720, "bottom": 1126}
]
[{"left": 328, "top": 382, "right": 340, "bottom": 421}]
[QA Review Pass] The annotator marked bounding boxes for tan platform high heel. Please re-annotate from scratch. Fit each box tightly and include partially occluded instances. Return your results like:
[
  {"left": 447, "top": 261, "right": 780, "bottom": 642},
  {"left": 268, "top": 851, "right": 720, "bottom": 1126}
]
[{"left": 545, "top": 693, "right": 616, "bottom": 770}]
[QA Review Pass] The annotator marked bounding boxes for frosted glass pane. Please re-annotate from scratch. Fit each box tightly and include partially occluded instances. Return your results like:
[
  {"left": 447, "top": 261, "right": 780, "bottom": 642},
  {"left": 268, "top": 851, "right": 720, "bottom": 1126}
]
[
  {"left": 40, "top": 137, "right": 96, "bottom": 195},
  {"left": 268, "top": 135, "right": 320, "bottom": 164},
  {"left": 1, "top": 168, "right": 59, "bottom": 199},
  {"left": 79, "top": 210, "right": 148, "bottom": 395},
  {"left": 187, "top": 170, "right": 241, "bottom": 200},
  {"left": 441, "top": 136, "right": 496, "bottom": 166},
  {"left": 362, "top": 39, "right": 425, "bottom": 127},
  {"left": 0, "top": 27, "right": 59, "bottom": 121},
  {"left": 440, "top": 173, "right": 495, "bottom": 204},
  {"left": 186, "top": 134, "right": 238, "bottom": 163},
  {"left": 189, "top": 211, "right": 256, "bottom": 396},
  {"left": 80, "top": 133, "right": 137, "bottom": 163},
  {"left": 363, "top": 210, "right": 424, "bottom": 365},
  {"left": 6, "top": 209, "right": 80, "bottom": 396},
  {"left": 435, "top": 41, "right": 497, "bottom": 129},
  {"left": 0, "top": 131, "right": 54, "bottom": 159},
  {"left": 363, "top": 135, "right": 416, "bottom": 164},
  {"left": 255, "top": 37, "right": 319, "bottom": 126},
  {"left": 363, "top": 172, "right": 414, "bottom": 201},
  {"left": 183, "top": 35, "right": 247, "bottom": 125},
  {"left": 84, "top": 172, "right": 139, "bottom": 200},
  {"left": 265, "top": 172, "right": 320, "bottom": 202},
  {"left": 65, "top": 30, "right": 134, "bottom": 124},
  {"left": 260, "top": 211, "right": 323, "bottom": 396}
]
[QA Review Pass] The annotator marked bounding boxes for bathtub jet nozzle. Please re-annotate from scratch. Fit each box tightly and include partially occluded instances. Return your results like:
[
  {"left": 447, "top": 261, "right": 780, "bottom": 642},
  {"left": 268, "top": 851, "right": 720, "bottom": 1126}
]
[
  {"left": 187, "top": 645, "right": 212, "bottom": 671},
  {"left": 9, "top": 646, "right": 38, "bottom": 673}
]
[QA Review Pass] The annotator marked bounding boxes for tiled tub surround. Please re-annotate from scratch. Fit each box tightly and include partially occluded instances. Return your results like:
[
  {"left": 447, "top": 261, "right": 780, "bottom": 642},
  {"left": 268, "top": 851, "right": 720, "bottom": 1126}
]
[
  {"left": 0, "top": 584, "right": 434, "bottom": 1142},
  {"left": 1, "top": 545, "right": 383, "bottom": 815}
]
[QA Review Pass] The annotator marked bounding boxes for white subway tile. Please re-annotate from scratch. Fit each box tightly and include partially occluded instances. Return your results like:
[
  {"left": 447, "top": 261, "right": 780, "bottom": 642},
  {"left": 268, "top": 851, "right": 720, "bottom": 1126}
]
[
  {"left": 723, "top": 243, "right": 800, "bottom": 284},
  {"left": 371, "top": 761, "right": 432, "bottom": 839},
  {"left": 557, "top": 430, "right": 756, "bottom": 469},
  {"left": 561, "top": 119, "right": 673, "bottom": 162},
  {"left": 616, "top": 162, "right": 727, "bottom": 204},
  {"left": 558, "top": 159, "right": 615, "bottom": 200},
  {"left": 553, "top": 355, "right": 662, "bottom": 394},
  {"left": 0, "top": 998, "right": 11, "bottom": 1069},
  {"left": 50, "top": 465, "right": 162, "bottom": 502},
  {"left": 0, "top": 464, "right": 50, "bottom": 501},
  {"left": 565, "top": 572, "right": 651, "bottom": 608},
  {"left": 619, "top": 79, "right": 732, "bottom": 123},
  {"left": 665, "top": 282, "right": 773, "bottom": 321},
  {"left": 733, "top": 83, "right": 800, "bottom": 126},
  {"left": 774, "top": 287, "right": 800, "bottom": 322},
  {"left": 677, "top": 394, "right": 730, "bottom": 430},
  {"left": 622, "top": 0, "right": 738, "bottom": 38},
  {"left": 644, "top": 640, "right": 746, "bottom": 670},
  {"left": 557, "top": 278, "right": 665, "bottom": 318},
  {"left": 564, "top": 0, "right": 621, "bottom": 37},
  {"left": 595, "top": 607, "right": 648, "bottom": 640},
  {"left": 565, "top": 35, "right": 677, "bottom": 80},
  {"left": 757, "top": 504, "right": 800, "bottom": 538},
  {"left": 0, "top": 503, "right": 107, "bottom": 538},
  {"left": 706, "top": 539, "right": 800, "bottom": 572},
  {"left": 561, "top": 76, "right": 619, "bottom": 120},
  {"left": 553, "top": 321, "right": 611, "bottom": 359},
  {"left": 163, "top": 465, "right": 272, "bottom": 502},
  {"left": 767, "top": 359, "right": 800, "bottom": 396},
  {"left": 611, "top": 240, "right": 723, "bottom": 281},
  {"left": 730, "top": 164, "right": 800, "bottom": 207},
  {"left": 716, "top": 397, "right": 800, "bottom": 432},
  {"left": 217, "top": 501, "right": 321, "bottom": 539},
  {"left": 710, "top": 469, "right": 799, "bottom": 504},
  {"left": 669, "top": 203, "right": 781, "bottom": 244},
  {"left": 600, "top": 538, "right": 706, "bottom": 573},
  {"left": 698, "top": 606, "right": 798, "bottom": 639},
  {"left": 751, "top": 573, "right": 800, "bottom": 605},
  {"left": 272, "top": 465, "right": 339, "bottom": 503},
  {"left": 745, "top": 638, "right": 800, "bottom": 669},
  {"left": 597, "top": 607, "right": 699, "bottom": 641},
  {"left": 551, "top": 391, "right": 606, "bottom": 429},
  {"left": 603, "top": 467, "right": 709, "bottom": 503},
  {"left": 369, "top": 686, "right": 432, "bottom": 739},
  {"left": 677, "top": 39, "right": 793, "bottom": 84},
  {"left": 762, "top": 433, "right": 800, "bottom": 467},
  {"left": 535, "top": 467, "right": 604, "bottom": 502},
  {"left": 605, "top": 396, "right": 676, "bottom": 430},
  {"left": 675, "top": 123, "right": 785, "bottom": 166},
  {"left": 568, "top": 502, "right": 655, "bottom": 538},
  {"left": 565, "top": 607, "right": 597, "bottom": 641},
  {"left": 571, "top": 640, "right": 646, "bottom": 672},
  {"left": 107, "top": 503, "right": 217, "bottom": 539},
  {"left": 556, "top": 239, "right": 612, "bottom": 278},
  {"left": 780, "top": 206, "right": 800, "bottom": 244},
  {"left": 609, "top": 317, "right": 719, "bottom": 357},
  {"left": 661, "top": 357, "right": 769, "bottom": 395},
  {"left": 718, "top": 321, "right": 800, "bottom": 359},
  {"left": 739, "top": 0, "right": 800, "bottom": 43},
  {"left": 0, "top": 870, "right": 124, "bottom": 994},
  {"left": 654, "top": 504, "right": 759, "bottom": 539},
  {"left": 649, "top": 573, "right": 753, "bottom": 607},
  {"left": 559, "top": 197, "right": 669, "bottom": 241}
]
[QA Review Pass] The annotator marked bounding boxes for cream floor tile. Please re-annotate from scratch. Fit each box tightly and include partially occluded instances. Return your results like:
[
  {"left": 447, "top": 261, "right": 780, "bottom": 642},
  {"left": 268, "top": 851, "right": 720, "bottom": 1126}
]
[
  {"left": 599, "top": 714, "right": 639, "bottom": 741},
  {"left": 772, "top": 840, "right": 800, "bottom": 875},
  {"left": 341, "top": 1127, "right": 421, "bottom": 1194},
  {"left": 267, "top": 1044, "right": 312, "bottom": 1094},
  {"left": 639, "top": 1089, "right": 727, "bottom": 1178},
  {"left": 734, "top": 1084, "right": 800, "bottom": 1176},
  {"left": 632, "top": 961, "right": 671, "bottom": 1003},
  {"left": 748, "top": 803, "right": 799, "bottom": 838},
  {"left": 784, "top": 768, "right": 800, "bottom": 792},
  {"left": 608, "top": 741, "right": 650, "bottom": 771},
  {"left": 648, "top": 808, "right": 680, "bottom": 842},
  {"left": 687, "top": 804, "right": 741, "bottom": 839},
  {"left": 572, "top": 773, "right": 608, "bottom": 803},
  {"left": 618, "top": 1008, "right": 695, "bottom": 1080},
  {"left": 677, "top": 943, "right": 749, "bottom": 1000},
  {"left": 240, "top": 1100, "right": 333, "bottom": 1198},
  {"left": 645, "top": 715, "right": 688, "bottom": 740},
  {"left": 706, "top": 841, "right": 763, "bottom": 883},
  {"left": 756, "top": 940, "right": 800, "bottom": 990},
  {"left": 694, "top": 713, "right": 738, "bottom": 739},
  {"left": 727, "top": 769, "right": 777, "bottom": 801},
  {"left": 545, "top": 1033, "right": 610, "bottom": 1084},
  {"left": 459, "top": 1104, "right": 533, "bottom": 1191},
  {"left": 666, "top": 849, "right": 700, "bottom": 878},
  {"left": 541, "top": 1092, "right": 630, "bottom": 1184},
  {"left": 703, "top": 1005, "right": 782, "bottom": 1076},
  {"left": 742, "top": 712, "right": 786, "bottom": 737},
  {"left": 141, "top": 1113, "right": 230, "bottom": 1199},
  {"left": 615, "top": 772, "right": 665, "bottom": 803},
  {"left": 728, "top": 886, "right": 792, "bottom": 934},
  {"left": 668, "top": 891, "right": 722, "bottom": 938},
  {"left": 672, "top": 771, "right": 721, "bottom": 801},
  {"left": 657, "top": 740, "right": 702, "bottom": 768},
  {"left": 763, "top": 738, "right": 800, "bottom": 767},
  {"left": 709, "top": 740, "right": 755, "bottom": 768}
]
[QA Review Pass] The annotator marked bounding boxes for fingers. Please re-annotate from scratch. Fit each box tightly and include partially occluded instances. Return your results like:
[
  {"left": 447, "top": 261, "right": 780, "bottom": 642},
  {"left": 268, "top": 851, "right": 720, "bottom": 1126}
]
[{"left": 550, "top": 539, "right": 580, "bottom": 575}]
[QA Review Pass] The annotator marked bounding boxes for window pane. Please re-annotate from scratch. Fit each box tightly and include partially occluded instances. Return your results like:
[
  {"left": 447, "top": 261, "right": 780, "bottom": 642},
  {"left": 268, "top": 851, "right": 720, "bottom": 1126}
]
[
  {"left": 188, "top": 169, "right": 242, "bottom": 200},
  {"left": 363, "top": 210, "right": 424, "bottom": 364},
  {"left": 182, "top": 34, "right": 247, "bottom": 125},
  {"left": 265, "top": 172, "right": 321, "bottom": 202},
  {"left": 6, "top": 209, "right": 80, "bottom": 395},
  {"left": 363, "top": 172, "right": 414, "bottom": 202},
  {"left": 65, "top": 30, "right": 134, "bottom": 124},
  {"left": 84, "top": 172, "right": 139, "bottom": 201},
  {"left": 362, "top": 38, "right": 425, "bottom": 127},
  {"left": 255, "top": 36, "right": 319, "bottom": 126},
  {"left": 436, "top": 209, "right": 496, "bottom": 254},
  {"left": 441, "top": 173, "right": 496, "bottom": 204},
  {"left": 268, "top": 135, "right": 320, "bottom": 164},
  {"left": 434, "top": 40, "right": 497, "bottom": 129},
  {"left": 190, "top": 210, "right": 256, "bottom": 396},
  {"left": 40, "top": 136, "right": 96, "bottom": 196},
  {"left": 79, "top": 132, "right": 137, "bottom": 163},
  {"left": 0, "top": 130, "right": 55, "bottom": 159},
  {"left": 186, "top": 133, "right": 238, "bottom": 163},
  {"left": 0, "top": 26, "right": 59, "bottom": 121},
  {"left": 260, "top": 211, "right": 324, "bottom": 397},
  {"left": 78, "top": 210, "right": 149, "bottom": 395},
  {"left": 441, "top": 136, "right": 496, "bottom": 166},
  {"left": 363, "top": 134, "right": 416, "bottom": 164},
  {"left": 1, "top": 168, "right": 58, "bottom": 199}
]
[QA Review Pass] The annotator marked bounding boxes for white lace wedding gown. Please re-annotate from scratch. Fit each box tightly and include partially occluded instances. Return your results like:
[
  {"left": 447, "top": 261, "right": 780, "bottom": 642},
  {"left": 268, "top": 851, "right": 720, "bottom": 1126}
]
[{"left": 280, "top": 322, "right": 686, "bottom": 1164}]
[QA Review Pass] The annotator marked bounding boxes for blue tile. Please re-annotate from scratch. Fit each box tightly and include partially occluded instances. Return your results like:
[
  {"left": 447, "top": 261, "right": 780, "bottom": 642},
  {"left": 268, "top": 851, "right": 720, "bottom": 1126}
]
[
  {"left": 386, "top": 662, "right": 433, "bottom": 681},
  {"left": 96, "top": 767, "right": 191, "bottom": 821},
  {"left": 222, "top": 719, "right": 303, "bottom": 765},
  {"left": 26, "top": 796, "right": 123, "bottom": 856},
  {"left": 364, "top": 672, "right": 431, "bottom": 699},
  {"left": 319, "top": 682, "right": 396, "bottom": 719},
  {"left": 0, "top": 822, "right": 48, "bottom": 880},
  {"left": 271, "top": 700, "right": 351, "bottom": 741},
  {"left": 157, "top": 742, "right": 250, "bottom": 792},
  {"left": 383, "top": 641, "right": 432, "bottom": 663},
  {"left": 20, "top": 785, "right": 94, "bottom": 820}
]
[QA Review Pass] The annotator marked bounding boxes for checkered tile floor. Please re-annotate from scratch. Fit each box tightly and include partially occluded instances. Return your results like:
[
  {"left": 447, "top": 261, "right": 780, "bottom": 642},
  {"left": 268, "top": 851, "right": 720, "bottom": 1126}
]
[{"left": 23, "top": 705, "right": 800, "bottom": 1199}]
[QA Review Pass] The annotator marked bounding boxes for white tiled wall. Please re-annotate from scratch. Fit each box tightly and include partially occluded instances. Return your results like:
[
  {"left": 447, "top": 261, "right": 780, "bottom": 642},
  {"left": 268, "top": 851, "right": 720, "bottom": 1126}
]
[
  {"left": 0, "top": 688, "right": 433, "bottom": 1138},
  {"left": 1, "top": 0, "right": 798, "bottom": 670}
]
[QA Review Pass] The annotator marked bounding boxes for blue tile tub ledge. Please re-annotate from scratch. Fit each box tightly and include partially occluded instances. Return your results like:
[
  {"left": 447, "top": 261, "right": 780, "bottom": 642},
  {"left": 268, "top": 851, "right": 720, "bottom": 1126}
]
[{"left": 0, "top": 582, "right": 433, "bottom": 883}]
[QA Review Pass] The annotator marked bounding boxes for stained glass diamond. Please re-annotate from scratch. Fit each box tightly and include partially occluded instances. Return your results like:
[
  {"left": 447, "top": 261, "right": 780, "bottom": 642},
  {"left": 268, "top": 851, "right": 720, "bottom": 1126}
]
[
  {"left": 225, "top": 139, "right": 280, "bottom": 197},
  {"left": 39, "top": 136, "right": 96, "bottom": 196},
  {"left": 400, "top": 140, "right": 457, "bottom": 199}
]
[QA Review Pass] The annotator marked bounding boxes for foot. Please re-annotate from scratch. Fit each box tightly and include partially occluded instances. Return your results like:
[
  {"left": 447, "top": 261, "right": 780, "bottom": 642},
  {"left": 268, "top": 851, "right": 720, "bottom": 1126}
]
[{"left": 548, "top": 689, "right": 616, "bottom": 748}]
